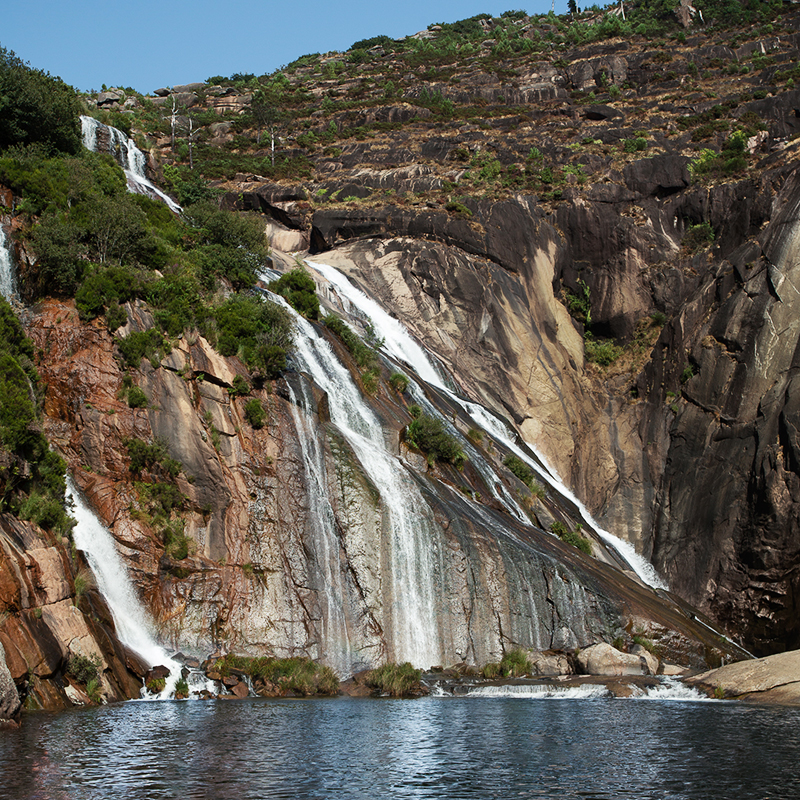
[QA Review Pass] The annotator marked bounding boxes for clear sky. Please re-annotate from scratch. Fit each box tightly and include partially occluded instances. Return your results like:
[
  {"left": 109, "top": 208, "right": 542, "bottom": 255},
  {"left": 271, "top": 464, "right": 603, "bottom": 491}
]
[{"left": 3, "top": 0, "right": 569, "bottom": 95}]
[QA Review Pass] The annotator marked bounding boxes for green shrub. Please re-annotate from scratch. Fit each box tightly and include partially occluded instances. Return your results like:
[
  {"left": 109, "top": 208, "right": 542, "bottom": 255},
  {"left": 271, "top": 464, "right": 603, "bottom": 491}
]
[
  {"left": 228, "top": 375, "right": 250, "bottom": 396},
  {"left": 146, "top": 677, "right": 166, "bottom": 693},
  {"left": 267, "top": 268, "right": 320, "bottom": 319},
  {"left": 388, "top": 372, "right": 409, "bottom": 393},
  {"left": 67, "top": 653, "right": 101, "bottom": 684},
  {"left": 551, "top": 521, "right": 592, "bottom": 555},
  {"left": 365, "top": 662, "right": 421, "bottom": 697},
  {"left": 405, "top": 413, "right": 465, "bottom": 468},
  {"left": 683, "top": 222, "right": 714, "bottom": 252},
  {"left": 584, "top": 333, "right": 623, "bottom": 366},
  {"left": 211, "top": 654, "right": 339, "bottom": 695},
  {"left": 126, "top": 385, "right": 148, "bottom": 408},
  {"left": 163, "top": 519, "right": 190, "bottom": 560},
  {"left": 207, "top": 294, "right": 293, "bottom": 379},
  {"left": 174, "top": 677, "right": 189, "bottom": 699},
  {"left": 116, "top": 329, "right": 169, "bottom": 369},
  {"left": 0, "top": 45, "right": 82, "bottom": 154},
  {"left": 323, "top": 314, "right": 377, "bottom": 369},
  {"left": 467, "top": 427, "right": 483, "bottom": 443},
  {"left": 125, "top": 437, "right": 181, "bottom": 478},
  {"left": 623, "top": 137, "right": 648, "bottom": 153},
  {"left": 244, "top": 398, "right": 267, "bottom": 429},
  {"left": 503, "top": 454, "right": 536, "bottom": 488},
  {"left": 500, "top": 648, "right": 532, "bottom": 677},
  {"left": 361, "top": 368, "right": 380, "bottom": 395}
]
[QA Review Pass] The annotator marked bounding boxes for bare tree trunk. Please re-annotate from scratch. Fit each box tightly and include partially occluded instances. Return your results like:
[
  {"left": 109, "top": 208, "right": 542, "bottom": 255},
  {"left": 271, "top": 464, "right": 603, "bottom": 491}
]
[
  {"left": 170, "top": 97, "right": 177, "bottom": 152},
  {"left": 188, "top": 116, "right": 194, "bottom": 170}
]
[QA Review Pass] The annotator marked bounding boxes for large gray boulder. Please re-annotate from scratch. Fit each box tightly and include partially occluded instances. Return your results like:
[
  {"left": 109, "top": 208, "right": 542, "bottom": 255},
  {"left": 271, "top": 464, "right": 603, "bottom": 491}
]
[{"left": 577, "top": 643, "right": 650, "bottom": 676}]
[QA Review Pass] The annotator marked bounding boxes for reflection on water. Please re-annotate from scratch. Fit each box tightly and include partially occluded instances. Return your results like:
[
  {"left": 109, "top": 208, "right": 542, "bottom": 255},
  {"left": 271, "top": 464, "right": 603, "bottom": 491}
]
[{"left": 1, "top": 698, "right": 799, "bottom": 799}]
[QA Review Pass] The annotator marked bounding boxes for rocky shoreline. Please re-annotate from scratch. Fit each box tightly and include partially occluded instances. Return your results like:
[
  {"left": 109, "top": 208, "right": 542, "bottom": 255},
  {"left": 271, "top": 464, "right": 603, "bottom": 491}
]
[{"left": 142, "top": 644, "right": 800, "bottom": 706}]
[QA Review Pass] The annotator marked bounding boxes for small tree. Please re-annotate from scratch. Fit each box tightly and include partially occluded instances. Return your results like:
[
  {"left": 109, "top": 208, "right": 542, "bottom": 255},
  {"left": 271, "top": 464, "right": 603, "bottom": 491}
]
[{"left": 251, "top": 88, "right": 286, "bottom": 165}]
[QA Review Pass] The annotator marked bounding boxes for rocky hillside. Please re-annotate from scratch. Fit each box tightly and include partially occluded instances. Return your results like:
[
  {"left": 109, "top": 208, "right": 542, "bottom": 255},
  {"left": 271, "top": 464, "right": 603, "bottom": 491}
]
[
  {"left": 83, "top": 1, "right": 800, "bottom": 655},
  {"left": 2, "top": 0, "right": 800, "bottom": 714}
]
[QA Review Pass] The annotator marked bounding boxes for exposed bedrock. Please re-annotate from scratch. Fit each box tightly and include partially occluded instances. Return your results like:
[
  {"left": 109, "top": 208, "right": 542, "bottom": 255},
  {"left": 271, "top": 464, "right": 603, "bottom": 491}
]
[{"left": 241, "top": 161, "right": 800, "bottom": 655}]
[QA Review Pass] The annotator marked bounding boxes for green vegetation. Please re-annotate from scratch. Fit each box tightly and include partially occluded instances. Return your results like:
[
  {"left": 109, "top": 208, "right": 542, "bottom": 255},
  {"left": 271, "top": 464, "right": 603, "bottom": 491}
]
[
  {"left": 405, "top": 413, "right": 465, "bottom": 469},
  {"left": 502, "top": 454, "right": 544, "bottom": 498},
  {"left": 388, "top": 372, "right": 409, "bottom": 393},
  {"left": 267, "top": 267, "right": 320, "bottom": 319},
  {"left": 211, "top": 654, "right": 339, "bottom": 695},
  {"left": 564, "top": 279, "right": 591, "bottom": 326},
  {"left": 0, "top": 298, "right": 73, "bottom": 536},
  {"left": 208, "top": 294, "right": 294, "bottom": 379},
  {"left": 323, "top": 314, "right": 378, "bottom": 369},
  {"left": 125, "top": 437, "right": 182, "bottom": 479},
  {"left": 146, "top": 676, "right": 166, "bottom": 693},
  {"left": 689, "top": 130, "right": 750, "bottom": 180},
  {"left": 244, "top": 398, "right": 267, "bottom": 429},
  {"left": 482, "top": 648, "right": 533, "bottom": 679},
  {"left": 67, "top": 652, "right": 101, "bottom": 684},
  {"left": 174, "top": 677, "right": 189, "bottom": 699},
  {"left": 0, "top": 46, "right": 82, "bottom": 154},
  {"left": 551, "top": 521, "right": 593, "bottom": 555},
  {"left": 683, "top": 222, "right": 715, "bottom": 252},
  {"left": 584, "top": 332, "right": 624, "bottom": 367},
  {"left": 365, "top": 662, "right": 421, "bottom": 697}
]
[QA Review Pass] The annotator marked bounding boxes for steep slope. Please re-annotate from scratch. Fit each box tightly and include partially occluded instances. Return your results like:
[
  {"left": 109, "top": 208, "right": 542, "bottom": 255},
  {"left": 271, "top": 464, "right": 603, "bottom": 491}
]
[
  {"left": 2, "top": 3, "right": 799, "bottom": 716},
  {"left": 79, "top": 3, "right": 800, "bottom": 654}
]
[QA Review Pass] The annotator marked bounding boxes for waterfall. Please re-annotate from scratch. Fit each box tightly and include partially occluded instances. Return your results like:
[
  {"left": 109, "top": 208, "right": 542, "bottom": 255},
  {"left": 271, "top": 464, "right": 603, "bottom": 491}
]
[
  {"left": 306, "top": 259, "right": 668, "bottom": 590},
  {"left": 0, "top": 226, "right": 17, "bottom": 302},
  {"left": 271, "top": 294, "right": 445, "bottom": 669},
  {"left": 67, "top": 477, "right": 182, "bottom": 698},
  {"left": 80, "top": 116, "right": 182, "bottom": 214},
  {"left": 285, "top": 378, "right": 357, "bottom": 676}
]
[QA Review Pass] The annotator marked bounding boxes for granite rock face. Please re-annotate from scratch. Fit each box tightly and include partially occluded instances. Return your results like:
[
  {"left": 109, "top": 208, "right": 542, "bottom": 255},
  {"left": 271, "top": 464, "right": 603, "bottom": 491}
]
[{"left": 687, "top": 649, "right": 800, "bottom": 703}]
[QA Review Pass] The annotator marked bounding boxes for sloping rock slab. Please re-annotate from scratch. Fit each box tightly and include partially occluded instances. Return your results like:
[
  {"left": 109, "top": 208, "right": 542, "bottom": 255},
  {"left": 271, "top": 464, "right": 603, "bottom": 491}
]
[{"left": 687, "top": 649, "right": 800, "bottom": 704}]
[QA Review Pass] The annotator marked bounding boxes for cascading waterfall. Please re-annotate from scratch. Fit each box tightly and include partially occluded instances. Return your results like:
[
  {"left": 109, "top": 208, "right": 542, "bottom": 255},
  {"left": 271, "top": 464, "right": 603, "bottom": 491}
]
[
  {"left": 285, "top": 377, "right": 357, "bottom": 676},
  {"left": 67, "top": 477, "right": 182, "bottom": 698},
  {"left": 0, "top": 226, "right": 17, "bottom": 302},
  {"left": 271, "top": 294, "right": 445, "bottom": 669},
  {"left": 80, "top": 115, "right": 181, "bottom": 214},
  {"left": 307, "top": 259, "right": 668, "bottom": 590}
]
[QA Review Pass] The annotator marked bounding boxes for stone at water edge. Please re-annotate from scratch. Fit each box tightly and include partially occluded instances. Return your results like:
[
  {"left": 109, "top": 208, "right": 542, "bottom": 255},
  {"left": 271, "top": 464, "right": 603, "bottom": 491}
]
[
  {"left": 0, "top": 641, "right": 20, "bottom": 726},
  {"left": 686, "top": 649, "right": 800, "bottom": 703},
  {"left": 577, "top": 643, "right": 651, "bottom": 677}
]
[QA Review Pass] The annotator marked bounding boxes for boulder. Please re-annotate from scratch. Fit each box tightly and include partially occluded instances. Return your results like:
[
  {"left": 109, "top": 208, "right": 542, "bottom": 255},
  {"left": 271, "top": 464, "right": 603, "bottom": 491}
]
[
  {"left": 0, "top": 641, "right": 20, "bottom": 725},
  {"left": 529, "top": 650, "right": 572, "bottom": 676},
  {"left": 631, "top": 644, "right": 659, "bottom": 676},
  {"left": 577, "top": 643, "right": 648, "bottom": 676},
  {"left": 687, "top": 650, "right": 800, "bottom": 703},
  {"left": 623, "top": 155, "right": 690, "bottom": 198}
]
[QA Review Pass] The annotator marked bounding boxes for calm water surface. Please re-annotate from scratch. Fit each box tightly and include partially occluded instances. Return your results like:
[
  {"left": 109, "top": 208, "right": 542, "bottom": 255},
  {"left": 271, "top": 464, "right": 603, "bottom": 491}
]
[{"left": 1, "top": 697, "right": 798, "bottom": 800}]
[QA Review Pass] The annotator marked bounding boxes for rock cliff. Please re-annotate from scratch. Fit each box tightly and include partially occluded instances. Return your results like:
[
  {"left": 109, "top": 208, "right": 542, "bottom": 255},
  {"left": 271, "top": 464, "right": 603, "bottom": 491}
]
[{"left": 6, "top": 3, "right": 800, "bottom": 712}]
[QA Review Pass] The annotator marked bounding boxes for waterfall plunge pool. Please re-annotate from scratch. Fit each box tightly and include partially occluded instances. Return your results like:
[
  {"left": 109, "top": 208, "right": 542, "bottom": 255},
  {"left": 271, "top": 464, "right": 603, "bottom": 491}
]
[{"left": 2, "top": 696, "right": 798, "bottom": 799}]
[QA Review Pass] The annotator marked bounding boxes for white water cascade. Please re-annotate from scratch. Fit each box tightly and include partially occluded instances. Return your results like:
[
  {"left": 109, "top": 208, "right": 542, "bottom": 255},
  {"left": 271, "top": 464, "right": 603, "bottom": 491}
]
[
  {"left": 285, "top": 376, "right": 357, "bottom": 676},
  {"left": 67, "top": 477, "right": 182, "bottom": 698},
  {"left": 0, "top": 226, "right": 17, "bottom": 302},
  {"left": 271, "top": 294, "right": 445, "bottom": 669},
  {"left": 307, "top": 259, "right": 668, "bottom": 590},
  {"left": 80, "top": 116, "right": 182, "bottom": 214}
]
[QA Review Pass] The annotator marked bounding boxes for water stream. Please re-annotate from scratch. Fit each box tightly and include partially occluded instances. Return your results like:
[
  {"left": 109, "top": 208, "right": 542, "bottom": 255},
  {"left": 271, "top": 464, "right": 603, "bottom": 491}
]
[
  {"left": 275, "top": 294, "right": 445, "bottom": 669},
  {"left": 306, "top": 259, "right": 667, "bottom": 590},
  {"left": 0, "top": 225, "right": 17, "bottom": 302},
  {"left": 67, "top": 477, "right": 182, "bottom": 698},
  {"left": 80, "top": 116, "right": 182, "bottom": 213}
]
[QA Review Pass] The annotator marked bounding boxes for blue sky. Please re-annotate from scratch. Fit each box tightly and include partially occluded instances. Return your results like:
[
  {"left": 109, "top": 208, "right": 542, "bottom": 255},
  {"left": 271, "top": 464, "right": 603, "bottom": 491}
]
[{"left": 4, "top": 0, "right": 569, "bottom": 94}]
